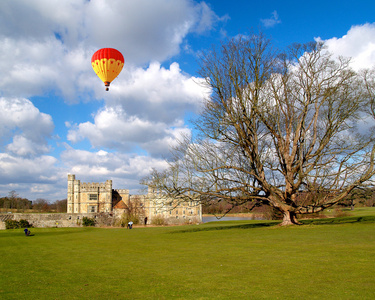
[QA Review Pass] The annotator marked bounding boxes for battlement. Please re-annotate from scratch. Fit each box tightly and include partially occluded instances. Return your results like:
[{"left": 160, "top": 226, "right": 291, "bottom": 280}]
[
  {"left": 80, "top": 182, "right": 108, "bottom": 191},
  {"left": 70, "top": 176, "right": 113, "bottom": 191}
]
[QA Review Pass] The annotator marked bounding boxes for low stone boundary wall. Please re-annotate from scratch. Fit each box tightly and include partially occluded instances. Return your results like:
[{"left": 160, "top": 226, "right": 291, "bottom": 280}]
[
  {"left": 0, "top": 213, "right": 115, "bottom": 230},
  {"left": 0, "top": 211, "right": 202, "bottom": 229}
]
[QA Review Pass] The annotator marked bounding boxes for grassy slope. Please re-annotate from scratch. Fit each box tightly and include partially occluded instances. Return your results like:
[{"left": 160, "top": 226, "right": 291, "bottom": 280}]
[{"left": 1, "top": 208, "right": 375, "bottom": 299}]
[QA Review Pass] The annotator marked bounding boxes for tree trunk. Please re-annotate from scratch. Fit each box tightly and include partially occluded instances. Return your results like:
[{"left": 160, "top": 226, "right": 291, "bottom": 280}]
[{"left": 280, "top": 211, "right": 302, "bottom": 226}]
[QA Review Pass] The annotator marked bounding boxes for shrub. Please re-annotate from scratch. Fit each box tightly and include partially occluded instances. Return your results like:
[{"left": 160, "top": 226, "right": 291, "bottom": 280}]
[
  {"left": 117, "top": 212, "right": 140, "bottom": 227},
  {"left": 5, "top": 219, "right": 32, "bottom": 229},
  {"left": 5, "top": 220, "right": 20, "bottom": 229},
  {"left": 82, "top": 217, "right": 96, "bottom": 227},
  {"left": 151, "top": 215, "right": 167, "bottom": 225},
  {"left": 19, "top": 219, "right": 32, "bottom": 228}
]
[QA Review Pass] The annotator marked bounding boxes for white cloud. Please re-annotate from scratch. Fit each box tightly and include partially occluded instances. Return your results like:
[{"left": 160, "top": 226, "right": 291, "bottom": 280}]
[
  {"left": 0, "top": 0, "right": 218, "bottom": 64},
  {"left": 193, "top": 2, "right": 229, "bottom": 34},
  {"left": 60, "top": 148, "right": 169, "bottom": 193},
  {"left": 0, "top": 97, "right": 54, "bottom": 157},
  {"left": 317, "top": 23, "right": 375, "bottom": 70},
  {"left": 67, "top": 105, "right": 191, "bottom": 157},
  {"left": 0, "top": 153, "right": 58, "bottom": 183},
  {"left": 0, "top": 37, "right": 94, "bottom": 100},
  {"left": 6, "top": 135, "right": 51, "bottom": 157},
  {"left": 261, "top": 11, "right": 281, "bottom": 28},
  {"left": 105, "top": 62, "right": 207, "bottom": 123}
]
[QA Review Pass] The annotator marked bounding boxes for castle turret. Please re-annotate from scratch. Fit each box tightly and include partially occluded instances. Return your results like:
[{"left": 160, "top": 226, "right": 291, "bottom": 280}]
[
  {"left": 73, "top": 178, "right": 81, "bottom": 213},
  {"left": 104, "top": 180, "right": 113, "bottom": 212},
  {"left": 67, "top": 174, "right": 75, "bottom": 213}
]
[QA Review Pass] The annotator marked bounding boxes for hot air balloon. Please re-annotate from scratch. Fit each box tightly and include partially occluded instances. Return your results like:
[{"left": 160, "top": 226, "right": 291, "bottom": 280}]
[{"left": 91, "top": 48, "right": 124, "bottom": 91}]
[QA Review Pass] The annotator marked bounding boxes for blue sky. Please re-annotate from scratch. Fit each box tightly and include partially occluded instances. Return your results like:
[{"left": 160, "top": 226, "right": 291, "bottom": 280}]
[{"left": 1, "top": 0, "right": 375, "bottom": 201}]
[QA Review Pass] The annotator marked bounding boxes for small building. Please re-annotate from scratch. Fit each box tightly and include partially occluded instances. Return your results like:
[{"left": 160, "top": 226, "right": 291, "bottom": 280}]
[{"left": 67, "top": 174, "right": 202, "bottom": 224}]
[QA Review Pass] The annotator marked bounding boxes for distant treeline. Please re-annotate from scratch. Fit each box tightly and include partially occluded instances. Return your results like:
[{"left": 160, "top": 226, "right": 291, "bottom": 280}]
[
  {"left": 0, "top": 190, "right": 67, "bottom": 213},
  {"left": 202, "top": 187, "right": 375, "bottom": 215}
]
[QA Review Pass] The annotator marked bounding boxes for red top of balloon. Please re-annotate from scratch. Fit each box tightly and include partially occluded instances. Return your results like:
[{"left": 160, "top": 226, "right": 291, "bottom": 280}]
[{"left": 91, "top": 48, "right": 124, "bottom": 63}]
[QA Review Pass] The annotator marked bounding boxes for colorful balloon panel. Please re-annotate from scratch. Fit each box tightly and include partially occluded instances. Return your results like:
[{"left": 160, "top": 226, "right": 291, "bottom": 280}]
[{"left": 91, "top": 48, "right": 124, "bottom": 90}]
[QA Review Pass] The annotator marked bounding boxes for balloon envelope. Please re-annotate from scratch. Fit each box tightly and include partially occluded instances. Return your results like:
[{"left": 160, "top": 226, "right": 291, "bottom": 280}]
[{"left": 91, "top": 48, "right": 124, "bottom": 91}]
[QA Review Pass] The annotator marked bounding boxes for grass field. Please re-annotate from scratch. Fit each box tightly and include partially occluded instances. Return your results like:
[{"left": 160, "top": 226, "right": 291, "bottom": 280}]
[{"left": 1, "top": 208, "right": 375, "bottom": 299}]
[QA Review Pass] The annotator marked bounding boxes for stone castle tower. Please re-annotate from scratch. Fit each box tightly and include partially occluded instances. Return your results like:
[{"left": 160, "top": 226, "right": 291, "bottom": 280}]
[{"left": 67, "top": 174, "right": 120, "bottom": 213}]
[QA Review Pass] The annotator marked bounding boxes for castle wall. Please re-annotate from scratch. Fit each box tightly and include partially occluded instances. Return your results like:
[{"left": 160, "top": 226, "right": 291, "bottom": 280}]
[{"left": 0, "top": 213, "right": 113, "bottom": 229}]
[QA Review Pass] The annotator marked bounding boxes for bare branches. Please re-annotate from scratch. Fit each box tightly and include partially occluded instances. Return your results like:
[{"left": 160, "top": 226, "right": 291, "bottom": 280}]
[{"left": 144, "top": 33, "right": 375, "bottom": 225}]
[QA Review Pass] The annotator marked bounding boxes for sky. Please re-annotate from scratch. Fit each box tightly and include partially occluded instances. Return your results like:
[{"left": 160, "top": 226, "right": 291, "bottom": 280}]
[{"left": 1, "top": 0, "right": 375, "bottom": 201}]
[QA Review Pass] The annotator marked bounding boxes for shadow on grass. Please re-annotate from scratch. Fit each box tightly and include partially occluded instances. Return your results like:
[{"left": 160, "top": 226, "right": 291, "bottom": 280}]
[
  {"left": 171, "top": 215, "right": 375, "bottom": 234},
  {"left": 171, "top": 221, "right": 280, "bottom": 234},
  {"left": 300, "top": 215, "right": 375, "bottom": 225}
]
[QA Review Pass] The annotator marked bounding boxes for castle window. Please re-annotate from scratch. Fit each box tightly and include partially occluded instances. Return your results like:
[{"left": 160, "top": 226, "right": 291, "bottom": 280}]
[
  {"left": 89, "top": 206, "right": 96, "bottom": 213},
  {"left": 89, "top": 194, "right": 98, "bottom": 201}
]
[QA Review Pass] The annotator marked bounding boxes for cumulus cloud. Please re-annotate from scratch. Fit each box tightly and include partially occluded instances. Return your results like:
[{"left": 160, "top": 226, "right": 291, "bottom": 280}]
[
  {"left": 0, "top": 97, "right": 54, "bottom": 157},
  {"left": 105, "top": 62, "right": 208, "bottom": 122},
  {"left": 0, "top": 37, "right": 94, "bottom": 100},
  {"left": 60, "top": 148, "right": 169, "bottom": 193},
  {"left": 0, "top": 0, "right": 219, "bottom": 64},
  {"left": 0, "top": 153, "right": 58, "bottom": 183},
  {"left": 0, "top": 151, "right": 66, "bottom": 199},
  {"left": 317, "top": 23, "right": 375, "bottom": 70},
  {"left": 66, "top": 105, "right": 191, "bottom": 158}
]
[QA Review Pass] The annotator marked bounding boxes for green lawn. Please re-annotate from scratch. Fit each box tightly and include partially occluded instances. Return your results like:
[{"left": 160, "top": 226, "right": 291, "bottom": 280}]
[{"left": 1, "top": 208, "right": 375, "bottom": 299}]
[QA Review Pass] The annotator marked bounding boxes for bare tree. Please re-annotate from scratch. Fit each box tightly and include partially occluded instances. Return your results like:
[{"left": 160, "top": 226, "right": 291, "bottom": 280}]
[
  {"left": 32, "top": 198, "right": 50, "bottom": 212},
  {"left": 144, "top": 33, "right": 375, "bottom": 225},
  {"left": 54, "top": 199, "right": 67, "bottom": 213},
  {"left": 120, "top": 195, "right": 145, "bottom": 225}
]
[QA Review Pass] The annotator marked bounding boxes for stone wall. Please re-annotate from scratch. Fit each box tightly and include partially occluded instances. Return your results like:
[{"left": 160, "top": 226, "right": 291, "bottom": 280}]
[{"left": 0, "top": 213, "right": 115, "bottom": 229}]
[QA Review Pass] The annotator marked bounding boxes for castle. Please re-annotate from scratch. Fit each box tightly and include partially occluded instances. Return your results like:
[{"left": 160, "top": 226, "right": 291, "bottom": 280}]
[{"left": 67, "top": 174, "right": 202, "bottom": 224}]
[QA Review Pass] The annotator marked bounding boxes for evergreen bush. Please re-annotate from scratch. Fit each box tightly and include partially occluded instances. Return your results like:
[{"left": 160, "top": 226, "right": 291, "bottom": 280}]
[
  {"left": 19, "top": 219, "right": 32, "bottom": 228},
  {"left": 82, "top": 217, "right": 96, "bottom": 227},
  {"left": 5, "top": 219, "right": 32, "bottom": 229}
]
